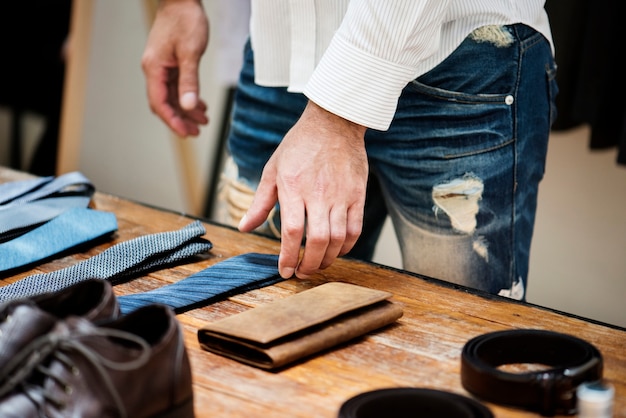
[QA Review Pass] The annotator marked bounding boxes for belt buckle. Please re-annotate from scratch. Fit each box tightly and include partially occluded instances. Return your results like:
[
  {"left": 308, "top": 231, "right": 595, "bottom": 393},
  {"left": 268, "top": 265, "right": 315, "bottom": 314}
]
[{"left": 535, "top": 356, "right": 602, "bottom": 416}]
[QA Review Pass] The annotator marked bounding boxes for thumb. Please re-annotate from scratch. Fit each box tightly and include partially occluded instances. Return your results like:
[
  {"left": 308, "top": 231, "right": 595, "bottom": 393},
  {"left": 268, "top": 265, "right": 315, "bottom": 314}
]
[{"left": 178, "top": 58, "right": 200, "bottom": 110}]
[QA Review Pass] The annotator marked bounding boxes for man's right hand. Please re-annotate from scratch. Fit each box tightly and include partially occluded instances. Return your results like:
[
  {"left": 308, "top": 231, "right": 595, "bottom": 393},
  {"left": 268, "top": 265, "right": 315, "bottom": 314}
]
[
  {"left": 238, "top": 101, "right": 369, "bottom": 279},
  {"left": 141, "top": 0, "right": 209, "bottom": 137}
]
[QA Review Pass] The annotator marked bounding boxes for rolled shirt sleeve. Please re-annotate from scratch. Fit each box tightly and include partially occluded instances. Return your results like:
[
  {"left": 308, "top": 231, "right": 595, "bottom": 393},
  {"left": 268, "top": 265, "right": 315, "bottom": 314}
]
[{"left": 303, "top": 1, "right": 450, "bottom": 131}]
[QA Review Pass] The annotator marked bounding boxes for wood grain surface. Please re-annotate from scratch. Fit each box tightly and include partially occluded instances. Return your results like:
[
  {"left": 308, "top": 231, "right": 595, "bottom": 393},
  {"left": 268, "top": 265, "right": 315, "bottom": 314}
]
[{"left": 2, "top": 167, "right": 624, "bottom": 418}]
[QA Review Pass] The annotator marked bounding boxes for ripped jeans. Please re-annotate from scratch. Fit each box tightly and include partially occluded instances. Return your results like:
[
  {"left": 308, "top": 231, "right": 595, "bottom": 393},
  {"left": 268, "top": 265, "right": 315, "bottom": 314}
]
[{"left": 219, "top": 24, "right": 558, "bottom": 300}]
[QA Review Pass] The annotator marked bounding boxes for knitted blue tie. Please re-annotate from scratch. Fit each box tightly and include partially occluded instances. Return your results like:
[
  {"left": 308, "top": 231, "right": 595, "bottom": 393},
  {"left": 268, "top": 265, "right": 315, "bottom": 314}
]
[
  {"left": 118, "top": 253, "right": 283, "bottom": 314},
  {"left": 0, "top": 221, "right": 212, "bottom": 303}
]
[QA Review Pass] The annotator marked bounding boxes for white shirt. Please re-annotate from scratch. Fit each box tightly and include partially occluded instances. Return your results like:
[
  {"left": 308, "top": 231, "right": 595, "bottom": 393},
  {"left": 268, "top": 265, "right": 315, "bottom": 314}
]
[{"left": 249, "top": 0, "right": 553, "bottom": 131}]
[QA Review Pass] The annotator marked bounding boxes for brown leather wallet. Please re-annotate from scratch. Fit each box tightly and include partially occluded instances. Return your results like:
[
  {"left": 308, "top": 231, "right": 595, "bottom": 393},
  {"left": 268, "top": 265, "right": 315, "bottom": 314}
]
[{"left": 197, "top": 282, "right": 403, "bottom": 370}]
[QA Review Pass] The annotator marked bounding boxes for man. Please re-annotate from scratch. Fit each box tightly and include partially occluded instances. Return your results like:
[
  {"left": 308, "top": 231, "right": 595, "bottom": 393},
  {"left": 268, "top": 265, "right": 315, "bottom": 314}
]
[{"left": 142, "top": 0, "right": 556, "bottom": 300}]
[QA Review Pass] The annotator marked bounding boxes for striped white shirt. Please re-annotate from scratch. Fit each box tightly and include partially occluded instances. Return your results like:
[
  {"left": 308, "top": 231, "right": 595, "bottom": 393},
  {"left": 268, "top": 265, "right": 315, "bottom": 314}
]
[{"left": 249, "top": 0, "right": 553, "bottom": 130}]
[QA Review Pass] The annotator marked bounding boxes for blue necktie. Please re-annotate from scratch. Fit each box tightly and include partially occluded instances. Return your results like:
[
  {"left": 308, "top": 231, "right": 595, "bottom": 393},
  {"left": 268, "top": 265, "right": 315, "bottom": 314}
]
[
  {"left": 0, "top": 172, "right": 94, "bottom": 241},
  {"left": 0, "top": 221, "right": 212, "bottom": 303},
  {"left": 0, "top": 176, "right": 51, "bottom": 205},
  {"left": 0, "top": 172, "right": 93, "bottom": 208},
  {"left": 0, "top": 208, "right": 117, "bottom": 275},
  {"left": 0, "top": 196, "right": 92, "bottom": 243},
  {"left": 118, "top": 253, "right": 283, "bottom": 314}
]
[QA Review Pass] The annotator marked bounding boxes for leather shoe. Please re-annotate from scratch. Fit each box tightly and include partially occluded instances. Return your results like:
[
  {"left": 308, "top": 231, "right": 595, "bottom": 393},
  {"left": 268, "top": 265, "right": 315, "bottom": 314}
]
[
  {"left": 0, "top": 279, "right": 120, "bottom": 372},
  {"left": 0, "top": 303, "right": 194, "bottom": 418}
]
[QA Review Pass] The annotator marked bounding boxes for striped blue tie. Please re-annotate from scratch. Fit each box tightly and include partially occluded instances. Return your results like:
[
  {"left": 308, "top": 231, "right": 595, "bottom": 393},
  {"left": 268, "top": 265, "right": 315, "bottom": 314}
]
[
  {"left": 0, "top": 221, "right": 212, "bottom": 303},
  {"left": 118, "top": 253, "right": 283, "bottom": 314}
]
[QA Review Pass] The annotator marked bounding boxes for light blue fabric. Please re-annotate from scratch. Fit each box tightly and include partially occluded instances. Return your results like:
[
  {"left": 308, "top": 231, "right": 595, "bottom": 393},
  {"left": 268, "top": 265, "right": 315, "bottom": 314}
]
[
  {"left": 0, "top": 207, "right": 117, "bottom": 274},
  {"left": 0, "top": 172, "right": 95, "bottom": 241},
  {"left": 0, "top": 176, "right": 52, "bottom": 205},
  {"left": 118, "top": 253, "right": 281, "bottom": 314},
  {"left": 0, "top": 172, "right": 93, "bottom": 208},
  {"left": 0, "top": 196, "right": 91, "bottom": 241}
]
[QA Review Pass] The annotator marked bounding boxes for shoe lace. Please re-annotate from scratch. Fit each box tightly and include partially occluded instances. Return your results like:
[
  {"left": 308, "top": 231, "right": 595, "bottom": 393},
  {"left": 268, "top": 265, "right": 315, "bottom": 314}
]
[{"left": 0, "top": 327, "right": 151, "bottom": 418}]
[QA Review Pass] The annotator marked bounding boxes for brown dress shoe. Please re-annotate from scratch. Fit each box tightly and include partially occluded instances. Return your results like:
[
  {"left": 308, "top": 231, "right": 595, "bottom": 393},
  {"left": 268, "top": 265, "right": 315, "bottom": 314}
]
[
  {"left": 0, "top": 279, "right": 120, "bottom": 371},
  {"left": 0, "top": 304, "right": 194, "bottom": 418}
]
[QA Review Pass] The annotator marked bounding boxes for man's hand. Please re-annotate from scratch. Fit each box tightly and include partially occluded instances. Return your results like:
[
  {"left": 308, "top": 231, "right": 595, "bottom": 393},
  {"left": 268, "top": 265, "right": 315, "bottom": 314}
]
[
  {"left": 238, "top": 101, "right": 369, "bottom": 279},
  {"left": 141, "top": 0, "right": 209, "bottom": 137}
]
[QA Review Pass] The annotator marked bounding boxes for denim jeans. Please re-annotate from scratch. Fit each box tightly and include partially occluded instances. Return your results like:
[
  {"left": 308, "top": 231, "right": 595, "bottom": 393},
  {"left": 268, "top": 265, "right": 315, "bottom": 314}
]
[{"left": 223, "top": 24, "right": 558, "bottom": 300}]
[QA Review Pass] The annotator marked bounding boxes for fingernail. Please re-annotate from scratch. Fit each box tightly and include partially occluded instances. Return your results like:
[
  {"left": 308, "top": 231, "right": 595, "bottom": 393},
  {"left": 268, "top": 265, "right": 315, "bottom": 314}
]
[
  {"left": 237, "top": 214, "right": 247, "bottom": 230},
  {"left": 180, "top": 92, "right": 197, "bottom": 110},
  {"left": 281, "top": 267, "right": 295, "bottom": 278}
]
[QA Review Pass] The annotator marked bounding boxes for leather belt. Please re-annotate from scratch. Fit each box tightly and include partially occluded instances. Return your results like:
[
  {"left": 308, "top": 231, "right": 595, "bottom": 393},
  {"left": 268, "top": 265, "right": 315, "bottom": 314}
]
[
  {"left": 461, "top": 329, "right": 603, "bottom": 416},
  {"left": 338, "top": 388, "right": 493, "bottom": 418}
]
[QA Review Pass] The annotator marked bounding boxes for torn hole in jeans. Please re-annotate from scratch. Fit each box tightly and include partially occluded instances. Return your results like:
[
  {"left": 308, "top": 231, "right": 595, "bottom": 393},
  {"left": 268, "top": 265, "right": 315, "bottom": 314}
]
[{"left": 432, "top": 173, "right": 484, "bottom": 235}]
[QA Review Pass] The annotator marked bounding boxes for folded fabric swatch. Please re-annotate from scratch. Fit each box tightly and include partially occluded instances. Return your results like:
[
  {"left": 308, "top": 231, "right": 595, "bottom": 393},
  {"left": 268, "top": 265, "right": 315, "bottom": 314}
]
[
  {"left": 118, "top": 252, "right": 283, "bottom": 314},
  {"left": 0, "top": 207, "right": 117, "bottom": 275},
  {"left": 0, "top": 220, "right": 212, "bottom": 303}
]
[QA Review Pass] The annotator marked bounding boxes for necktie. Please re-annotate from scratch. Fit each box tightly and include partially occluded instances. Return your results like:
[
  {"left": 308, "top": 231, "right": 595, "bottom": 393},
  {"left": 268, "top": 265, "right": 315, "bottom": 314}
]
[
  {"left": 0, "top": 172, "right": 93, "bottom": 208},
  {"left": 0, "top": 196, "right": 92, "bottom": 243},
  {"left": 0, "top": 172, "right": 94, "bottom": 240},
  {"left": 118, "top": 253, "right": 283, "bottom": 314},
  {"left": 0, "top": 208, "right": 118, "bottom": 275},
  {"left": 0, "top": 220, "right": 212, "bottom": 303},
  {"left": 0, "top": 176, "right": 52, "bottom": 205}
]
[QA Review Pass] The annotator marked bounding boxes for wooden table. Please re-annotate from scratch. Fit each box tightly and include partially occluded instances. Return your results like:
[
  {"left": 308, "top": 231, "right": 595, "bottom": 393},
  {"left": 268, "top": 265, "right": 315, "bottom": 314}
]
[{"left": 2, "top": 167, "right": 625, "bottom": 418}]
